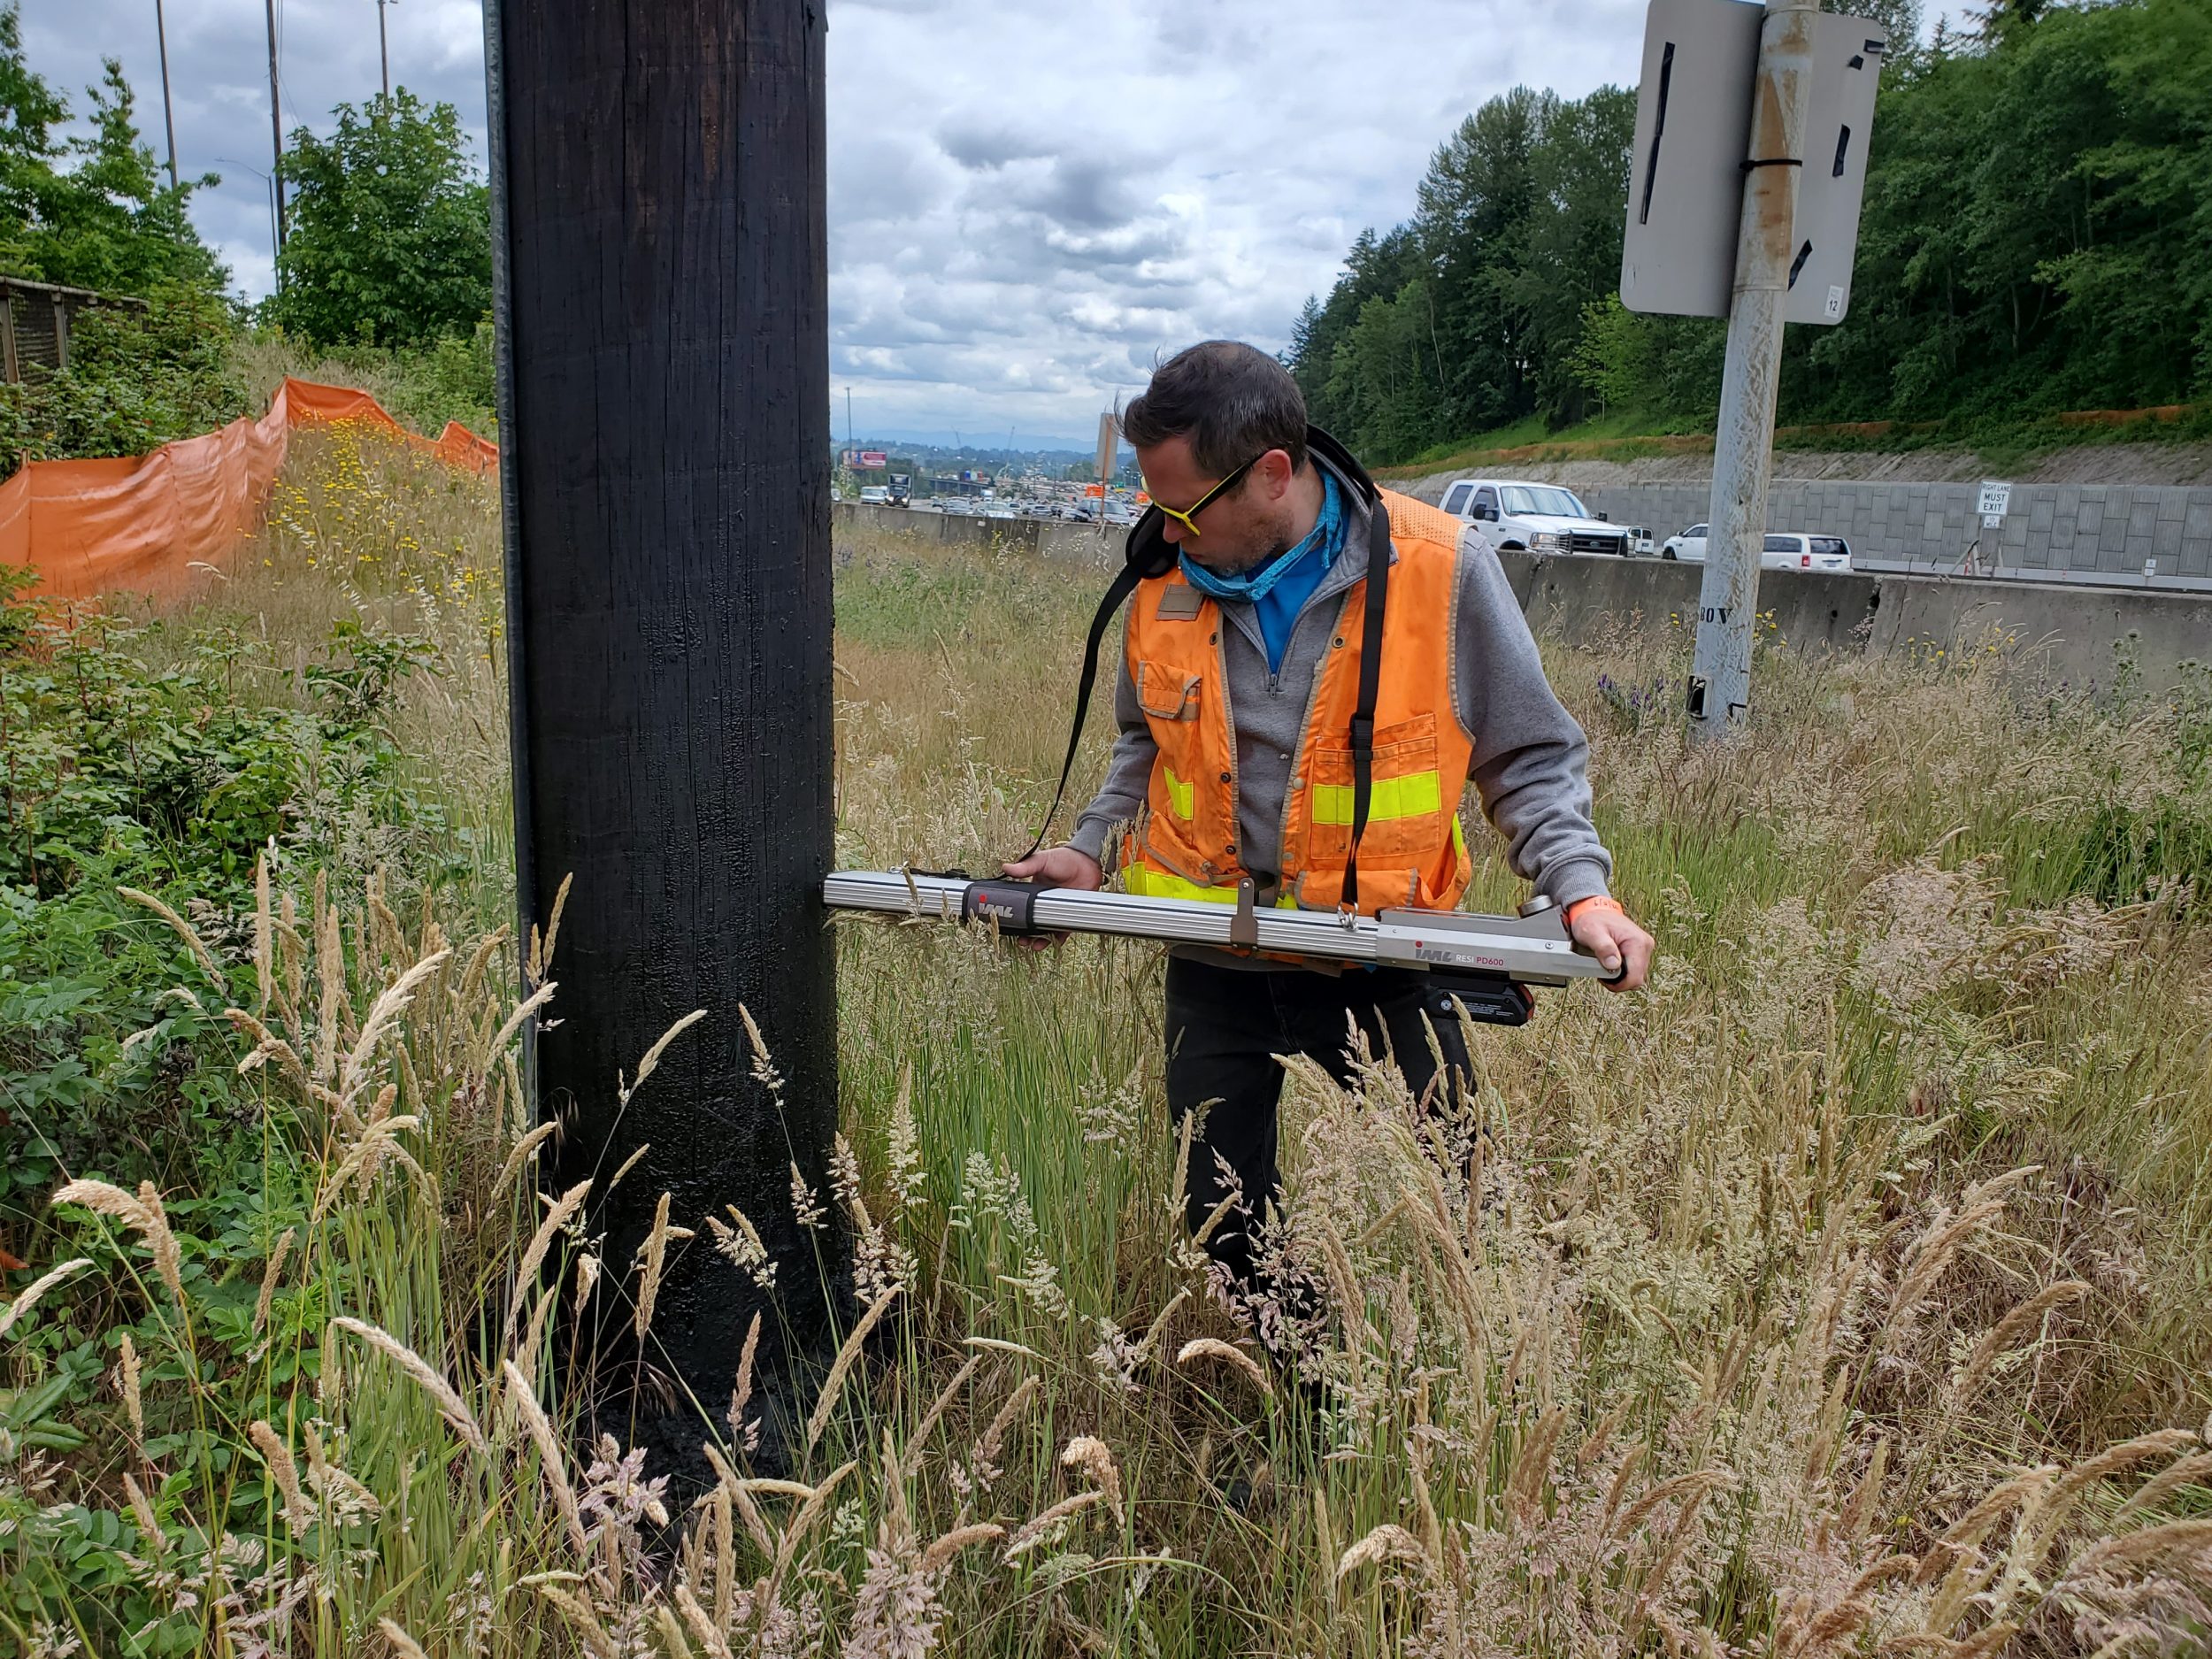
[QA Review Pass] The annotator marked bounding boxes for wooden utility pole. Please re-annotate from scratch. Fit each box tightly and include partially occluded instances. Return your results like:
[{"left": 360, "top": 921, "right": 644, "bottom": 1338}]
[
  {"left": 376, "top": 0, "right": 392, "bottom": 99},
  {"left": 483, "top": 0, "right": 841, "bottom": 1485},
  {"left": 265, "top": 0, "right": 287, "bottom": 252}
]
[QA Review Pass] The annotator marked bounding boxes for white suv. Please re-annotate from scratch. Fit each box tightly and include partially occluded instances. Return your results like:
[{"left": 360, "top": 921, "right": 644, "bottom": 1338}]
[
  {"left": 1659, "top": 527, "right": 1853, "bottom": 572},
  {"left": 1440, "top": 480, "right": 1630, "bottom": 557},
  {"left": 1763, "top": 533, "right": 1854, "bottom": 572}
]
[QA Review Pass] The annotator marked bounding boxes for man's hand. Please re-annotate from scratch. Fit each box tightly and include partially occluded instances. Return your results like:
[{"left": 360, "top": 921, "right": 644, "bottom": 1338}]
[
  {"left": 1002, "top": 844, "right": 1104, "bottom": 890},
  {"left": 1570, "top": 902, "right": 1655, "bottom": 992}
]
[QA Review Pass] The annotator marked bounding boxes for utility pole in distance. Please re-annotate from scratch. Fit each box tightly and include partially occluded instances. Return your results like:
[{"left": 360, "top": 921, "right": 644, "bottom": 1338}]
[
  {"left": 376, "top": 0, "right": 393, "bottom": 100},
  {"left": 483, "top": 0, "right": 841, "bottom": 1486},
  {"left": 265, "top": 0, "right": 287, "bottom": 251},
  {"left": 153, "top": 0, "right": 178, "bottom": 191},
  {"left": 1687, "top": 0, "right": 1813, "bottom": 737}
]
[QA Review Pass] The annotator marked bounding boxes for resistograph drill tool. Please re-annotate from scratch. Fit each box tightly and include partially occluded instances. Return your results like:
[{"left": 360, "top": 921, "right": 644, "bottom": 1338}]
[{"left": 819, "top": 870, "right": 1617, "bottom": 1027}]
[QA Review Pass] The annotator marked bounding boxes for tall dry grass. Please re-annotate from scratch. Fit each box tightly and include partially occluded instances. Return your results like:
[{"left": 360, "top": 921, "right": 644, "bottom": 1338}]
[{"left": 7, "top": 444, "right": 2208, "bottom": 1655}]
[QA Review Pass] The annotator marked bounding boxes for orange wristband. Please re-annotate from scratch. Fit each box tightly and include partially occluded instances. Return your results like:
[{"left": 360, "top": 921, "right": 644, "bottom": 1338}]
[{"left": 1563, "top": 895, "right": 1624, "bottom": 926}]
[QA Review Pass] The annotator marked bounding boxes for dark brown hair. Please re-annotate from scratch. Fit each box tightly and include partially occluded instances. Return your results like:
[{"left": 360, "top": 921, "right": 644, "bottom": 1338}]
[{"left": 1118, "top": 340, "right": 1308, "bottom": 477}]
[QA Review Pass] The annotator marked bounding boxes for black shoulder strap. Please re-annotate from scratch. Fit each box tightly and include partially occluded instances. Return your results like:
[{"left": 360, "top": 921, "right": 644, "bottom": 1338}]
[
  {"left": 1339, "top": 495, "right": 1391, "bottom": 911},
  {"left": 1017, "top": 556, "right": 1148, "bottom": 864}
]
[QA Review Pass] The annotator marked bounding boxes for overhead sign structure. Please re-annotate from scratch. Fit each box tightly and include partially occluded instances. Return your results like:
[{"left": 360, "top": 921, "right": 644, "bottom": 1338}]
[{"left": 1620, "top": 0, "right": 1887, "bottom": 325}]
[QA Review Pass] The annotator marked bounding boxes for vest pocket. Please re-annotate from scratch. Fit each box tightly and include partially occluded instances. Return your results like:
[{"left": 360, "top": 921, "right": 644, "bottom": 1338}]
[
  {"left": 1307, "top": 713, "right": 1443, "bottom": 860},
  {"left": 1135, "top": 660, "right": 1203, "bottom": 721}
]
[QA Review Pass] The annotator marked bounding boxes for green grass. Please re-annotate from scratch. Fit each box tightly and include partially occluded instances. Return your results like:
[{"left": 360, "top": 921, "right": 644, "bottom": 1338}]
[{"left": 5, "top": 472, "right": 2211, "bottom": 1656}]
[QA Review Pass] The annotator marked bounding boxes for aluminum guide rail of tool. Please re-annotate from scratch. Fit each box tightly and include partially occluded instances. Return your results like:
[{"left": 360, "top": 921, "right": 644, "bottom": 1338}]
[{"left": 823, "top": 870, "right": 1620, "bottom": 1023}]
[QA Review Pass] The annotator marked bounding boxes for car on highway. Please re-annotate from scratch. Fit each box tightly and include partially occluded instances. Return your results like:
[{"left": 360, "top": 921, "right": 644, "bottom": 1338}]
[
  {"left": 1658, "top": 527, "right": 1855, "bottom": 572},
  {"left": 1764, "top": 533, "right": 1854, "bottom": 572},
  {"left": 1624, "top": 524, "right": 1657, "bottom": 557},
  {"left": 1440, "top": 479, "right": 1630, "bottom": 557},
  {"left": 858, "top": 485, "right": 891, "bottom": 505}
]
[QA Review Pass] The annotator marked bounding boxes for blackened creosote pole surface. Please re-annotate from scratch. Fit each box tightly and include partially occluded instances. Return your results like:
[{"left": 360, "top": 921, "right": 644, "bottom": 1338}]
[{"left": 483, "top": 0, "right": 841, "bottom": 1487}]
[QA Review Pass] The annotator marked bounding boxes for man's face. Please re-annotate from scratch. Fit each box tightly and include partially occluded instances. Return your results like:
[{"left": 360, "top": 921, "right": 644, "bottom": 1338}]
[{"left": 1135, "top": 434, "right": 1297, "bottom": 575}]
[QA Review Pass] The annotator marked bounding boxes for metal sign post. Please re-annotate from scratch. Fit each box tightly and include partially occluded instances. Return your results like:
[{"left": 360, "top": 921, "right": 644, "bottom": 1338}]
[
  {"left": 1971, "top": 480, "right": 2011, "bottom": 576},
  {"left": 485, "top": 0, "right": 841, "bottom": 1486},
  {"left": 1690, "top": 0, "right": 1816, "bottom": 734},
  {"left": 1621, "top": 0, "right": 1887, "bottom": 737},
  {"left": 1095, "top": 412, "right": 1118, "bottom": 533}
]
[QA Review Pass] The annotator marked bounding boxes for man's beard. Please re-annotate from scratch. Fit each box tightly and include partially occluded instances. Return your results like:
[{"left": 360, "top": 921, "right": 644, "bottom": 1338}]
[{"left": 1190, "top": 526, "right": 1292, "bottom": 577}]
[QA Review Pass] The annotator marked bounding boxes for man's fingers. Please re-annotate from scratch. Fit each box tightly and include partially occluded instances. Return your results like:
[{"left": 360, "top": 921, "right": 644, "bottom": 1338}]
[{"left": 1613, "top": 930, "right": 1655, "bottom": 991}]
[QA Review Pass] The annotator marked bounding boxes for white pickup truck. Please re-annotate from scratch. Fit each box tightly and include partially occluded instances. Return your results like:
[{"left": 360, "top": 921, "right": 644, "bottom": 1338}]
[{"left": 1439, "top": 479, "right": 1631, "bottom": 558}]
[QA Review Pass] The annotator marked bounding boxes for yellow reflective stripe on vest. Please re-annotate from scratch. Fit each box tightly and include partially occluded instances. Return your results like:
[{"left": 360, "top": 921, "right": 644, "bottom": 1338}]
[
  {"left": 1161, "top": 764, "right": 1195, "bottom": 819},
  {"left": 1310, "top": 770, "right": 1445, "bottom": 827},
  {"left": 1122, "top": 866, "right": 1301, "bottom": 906}
]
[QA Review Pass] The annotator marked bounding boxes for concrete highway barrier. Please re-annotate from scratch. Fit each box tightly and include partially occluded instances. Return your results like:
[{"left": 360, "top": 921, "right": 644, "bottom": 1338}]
[{"left": 834, "top": 502, "right": 2209, "bottom": 695}]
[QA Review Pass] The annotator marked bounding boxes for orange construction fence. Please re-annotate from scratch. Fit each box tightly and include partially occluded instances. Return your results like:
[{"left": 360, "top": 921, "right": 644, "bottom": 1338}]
[{"left": 0, "top": 376, "right": 498, "bottom": 603}]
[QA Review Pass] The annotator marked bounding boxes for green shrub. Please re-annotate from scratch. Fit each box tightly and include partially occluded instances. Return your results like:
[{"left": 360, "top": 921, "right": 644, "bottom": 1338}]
[
  {"left": 0, "top": 573, "right": 442, "bottom": 1229},
  {"left": 0, "top": 287, "right": 250, "bottom": 474}
]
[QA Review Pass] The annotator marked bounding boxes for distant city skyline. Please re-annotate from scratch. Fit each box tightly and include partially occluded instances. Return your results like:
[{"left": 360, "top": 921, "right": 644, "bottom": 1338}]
[{"left": 39, "top": 1, "right": 1964, "bottom": 442}]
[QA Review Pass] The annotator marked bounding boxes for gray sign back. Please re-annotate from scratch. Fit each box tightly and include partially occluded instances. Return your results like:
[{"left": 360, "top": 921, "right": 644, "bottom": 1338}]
[{"left": 1619, "top": 0, "right": 1887, "bottom": 325}]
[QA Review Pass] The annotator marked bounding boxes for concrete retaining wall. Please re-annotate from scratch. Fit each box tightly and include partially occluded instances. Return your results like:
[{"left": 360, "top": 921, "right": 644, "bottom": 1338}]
[
  {"left": 836, "top": 500, "right": 1118, "bottom": 568},
  {"left": 1430, "top": 478, "right": 2212, "bottom": 585},
  {"left": 1501, "top": 550, "right": 2209, "bottom": 694},
  {"left": 834, "top": 502, "right": 2211, "bottom": 694}
]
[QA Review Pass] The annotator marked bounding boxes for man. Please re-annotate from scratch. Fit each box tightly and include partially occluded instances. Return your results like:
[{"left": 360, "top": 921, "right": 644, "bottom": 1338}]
[{"left": 1007, "top": 341, "right": 1653, "bottom": 1306}]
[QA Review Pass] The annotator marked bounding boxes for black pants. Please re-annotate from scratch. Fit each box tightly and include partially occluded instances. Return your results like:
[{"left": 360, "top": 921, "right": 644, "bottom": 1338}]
[{"left": 1164, "top": 956, "right": 1479, "bottom": 1292}]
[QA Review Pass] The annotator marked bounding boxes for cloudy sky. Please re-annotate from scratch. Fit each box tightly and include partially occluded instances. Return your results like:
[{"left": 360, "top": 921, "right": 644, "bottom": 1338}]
[{"left": 32, "top": 0, "right": 1956, "bottom": 446}]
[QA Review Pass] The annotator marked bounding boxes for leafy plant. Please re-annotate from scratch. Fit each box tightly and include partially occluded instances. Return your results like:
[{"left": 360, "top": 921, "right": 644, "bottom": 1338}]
[{"left": 265, "top": 91, "right": 491, "bottom": 352}]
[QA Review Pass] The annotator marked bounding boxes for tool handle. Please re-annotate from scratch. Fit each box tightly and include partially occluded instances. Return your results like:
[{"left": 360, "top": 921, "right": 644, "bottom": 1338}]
[{"left": 959, "top": 878, "right": 1053, "bottom": 934}]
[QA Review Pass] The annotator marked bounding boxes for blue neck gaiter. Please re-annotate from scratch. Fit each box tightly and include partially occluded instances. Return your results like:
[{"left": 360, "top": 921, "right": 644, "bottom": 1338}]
[
  {"left": 1179, "top": 472, "right": 1345, "bottom": 674},
  {"left": 1177, "top": 470, "right": 1344, "bottom": 603}
]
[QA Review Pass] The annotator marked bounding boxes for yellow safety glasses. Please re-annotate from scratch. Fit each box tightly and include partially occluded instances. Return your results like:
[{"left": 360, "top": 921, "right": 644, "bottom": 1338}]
[{"left": 1143, "top": 451, "right": 1262, "bottom": 539}]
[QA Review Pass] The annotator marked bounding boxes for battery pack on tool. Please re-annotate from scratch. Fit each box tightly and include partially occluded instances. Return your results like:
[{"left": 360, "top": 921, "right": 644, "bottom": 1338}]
[{"left": 1421, "top": 972, "right": 1538, "bottom": 1027}]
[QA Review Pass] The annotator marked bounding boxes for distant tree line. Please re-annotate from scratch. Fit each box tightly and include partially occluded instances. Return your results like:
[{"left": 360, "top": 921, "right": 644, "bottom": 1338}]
[{"left": 1286, "top": 0, "right": 2212, "bottom": 462}]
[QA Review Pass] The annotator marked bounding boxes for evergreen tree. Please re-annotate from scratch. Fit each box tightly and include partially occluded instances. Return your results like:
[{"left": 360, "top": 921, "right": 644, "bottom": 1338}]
[{"left": 1287, "top": 0, "right": 2211, "bottom": 463}]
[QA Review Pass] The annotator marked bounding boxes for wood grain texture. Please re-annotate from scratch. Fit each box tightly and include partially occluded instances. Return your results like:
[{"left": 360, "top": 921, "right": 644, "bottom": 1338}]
[{"left": 486, "top": 0, "right": 839, "bottom": 1485}]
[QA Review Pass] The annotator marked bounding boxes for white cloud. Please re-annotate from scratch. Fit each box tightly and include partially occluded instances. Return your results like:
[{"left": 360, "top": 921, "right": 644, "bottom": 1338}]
[{"left": 37, "top": 0, "right": 1679, "bottom": 443}]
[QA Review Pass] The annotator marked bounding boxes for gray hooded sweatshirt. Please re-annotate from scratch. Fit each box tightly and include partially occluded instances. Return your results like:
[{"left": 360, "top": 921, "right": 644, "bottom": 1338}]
[{"left": 1067, "top": 450, "right": 1612, "bottom": 962}]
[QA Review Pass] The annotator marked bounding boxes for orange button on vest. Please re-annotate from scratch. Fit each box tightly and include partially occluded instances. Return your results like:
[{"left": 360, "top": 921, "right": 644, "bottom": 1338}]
[{"left": 1117, "top": 488, "right": 1474, "bottom": 916}]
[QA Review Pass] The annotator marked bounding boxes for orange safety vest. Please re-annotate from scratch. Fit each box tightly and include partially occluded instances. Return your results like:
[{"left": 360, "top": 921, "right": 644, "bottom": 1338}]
[{"left": 1116, "top": 488, "right": 1474, "bottom": 916}]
